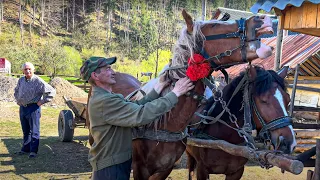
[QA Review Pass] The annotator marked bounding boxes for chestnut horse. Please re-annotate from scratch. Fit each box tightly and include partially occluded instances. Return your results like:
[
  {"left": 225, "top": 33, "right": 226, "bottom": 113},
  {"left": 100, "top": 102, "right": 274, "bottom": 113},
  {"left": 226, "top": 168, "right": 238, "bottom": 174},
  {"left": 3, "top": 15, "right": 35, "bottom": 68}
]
[
  {"left": 186, "top": 66, "right": 297, "bottom": 180},
  {"left": 86, "top": 9, "right": 274, "bottom": 179}
]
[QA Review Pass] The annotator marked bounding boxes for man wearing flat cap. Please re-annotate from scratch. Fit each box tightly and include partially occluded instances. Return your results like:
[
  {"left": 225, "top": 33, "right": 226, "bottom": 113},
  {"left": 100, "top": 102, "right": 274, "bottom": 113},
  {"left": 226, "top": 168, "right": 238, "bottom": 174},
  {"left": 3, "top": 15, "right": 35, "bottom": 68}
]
[{"left": 80, "top": 56, "right": 194, "bottom": 180}]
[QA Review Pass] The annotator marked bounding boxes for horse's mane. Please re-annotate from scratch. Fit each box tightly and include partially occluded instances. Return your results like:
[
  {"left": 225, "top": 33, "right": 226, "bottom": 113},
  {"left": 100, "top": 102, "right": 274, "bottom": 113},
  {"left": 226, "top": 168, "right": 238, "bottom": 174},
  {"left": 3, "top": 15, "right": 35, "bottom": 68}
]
[
  {"left": 130, "top": 20, "right": 219, "bottom": 130},
  {"left": 135, "top": 19, "right": 217, "bottom": 98},
  {"left": 208, "top": 66, "right": 287, "bottom": 123},
  {"left": 230, "top": 66, "right": 287, "bottom": 97},
  {"left": 165, "top": 20, "right": 217, "bottom": 80}
]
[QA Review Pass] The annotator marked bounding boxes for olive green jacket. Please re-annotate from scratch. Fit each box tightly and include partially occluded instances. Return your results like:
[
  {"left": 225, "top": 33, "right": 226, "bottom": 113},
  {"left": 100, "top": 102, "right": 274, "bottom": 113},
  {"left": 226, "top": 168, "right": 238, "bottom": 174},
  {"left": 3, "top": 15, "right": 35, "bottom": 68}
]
[{"left": 88, "top": 86, "right": 178, "bottom": 171}]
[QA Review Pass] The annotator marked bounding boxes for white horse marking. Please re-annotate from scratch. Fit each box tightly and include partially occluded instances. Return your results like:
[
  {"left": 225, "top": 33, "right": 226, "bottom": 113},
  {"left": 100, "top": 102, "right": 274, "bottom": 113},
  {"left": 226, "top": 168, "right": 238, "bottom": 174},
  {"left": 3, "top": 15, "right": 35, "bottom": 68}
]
[{"left": 274, "top": 88, "right": 297, "bottom": 152}]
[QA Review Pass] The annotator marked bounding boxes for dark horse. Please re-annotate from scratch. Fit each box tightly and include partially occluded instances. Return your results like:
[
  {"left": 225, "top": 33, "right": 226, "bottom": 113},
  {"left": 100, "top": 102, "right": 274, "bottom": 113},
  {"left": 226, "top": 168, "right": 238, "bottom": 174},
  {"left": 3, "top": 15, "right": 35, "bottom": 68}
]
[
  {"left": 186, "top": 66, "right": 297, "bottom": 180},
  {"left": 86, "top": 9, "right": 274, "bottom": 179}
]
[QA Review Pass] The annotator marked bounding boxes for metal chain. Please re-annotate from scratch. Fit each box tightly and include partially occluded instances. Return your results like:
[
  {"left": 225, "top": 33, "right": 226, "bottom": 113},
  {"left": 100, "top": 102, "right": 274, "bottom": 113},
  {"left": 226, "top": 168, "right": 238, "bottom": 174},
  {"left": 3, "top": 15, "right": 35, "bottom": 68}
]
[{"left": 206, "top": 76, "right": 272, "bottom": 168}]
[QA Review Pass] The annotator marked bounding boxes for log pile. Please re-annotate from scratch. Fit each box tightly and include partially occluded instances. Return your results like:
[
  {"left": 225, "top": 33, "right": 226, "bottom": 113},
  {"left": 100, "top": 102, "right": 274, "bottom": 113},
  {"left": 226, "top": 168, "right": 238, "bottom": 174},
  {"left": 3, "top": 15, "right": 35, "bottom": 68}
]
[{"left": 294, "top": 129, "right": 320, "bottom": 153}]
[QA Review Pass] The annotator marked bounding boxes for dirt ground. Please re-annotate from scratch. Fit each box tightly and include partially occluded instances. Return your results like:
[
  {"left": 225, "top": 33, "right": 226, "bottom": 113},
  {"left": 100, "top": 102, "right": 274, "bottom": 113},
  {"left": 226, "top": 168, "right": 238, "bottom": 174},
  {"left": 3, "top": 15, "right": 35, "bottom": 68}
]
[{"left": 0, "top": 102, "right": 315, "bottom": 179}]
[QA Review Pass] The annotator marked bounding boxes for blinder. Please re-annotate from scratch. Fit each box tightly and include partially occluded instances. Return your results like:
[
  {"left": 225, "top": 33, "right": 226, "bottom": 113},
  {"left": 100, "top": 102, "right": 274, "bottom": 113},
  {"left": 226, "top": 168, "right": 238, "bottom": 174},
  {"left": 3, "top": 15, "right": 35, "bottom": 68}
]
[{"left": 200, "top": 18, "right": 247, "bottom": 70}]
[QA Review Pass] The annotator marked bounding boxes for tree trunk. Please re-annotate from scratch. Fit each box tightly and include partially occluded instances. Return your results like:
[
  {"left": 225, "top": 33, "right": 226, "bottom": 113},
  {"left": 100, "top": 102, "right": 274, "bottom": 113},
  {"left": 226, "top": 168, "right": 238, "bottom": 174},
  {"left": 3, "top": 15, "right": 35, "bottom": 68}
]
[
  {"left": 66, "top": 5, "right": 69, "bottom": 31},
  {"left": 40, "top": 0, "right": 45, "bottom": 36},
  {"left": 62, "top": 0, "right": 64, "bottom": 18},
  {"left": 0, "top": 0, "right": 2, "bottom": 34},
  {"left": 72, "top": 0, "right": 75, "bottom": 30},
  {"left": 19, "top": 0, "right": 24, "bottom": 46},
  {"left": 82, "top": 0, "right": 85, "bottom": 16}
]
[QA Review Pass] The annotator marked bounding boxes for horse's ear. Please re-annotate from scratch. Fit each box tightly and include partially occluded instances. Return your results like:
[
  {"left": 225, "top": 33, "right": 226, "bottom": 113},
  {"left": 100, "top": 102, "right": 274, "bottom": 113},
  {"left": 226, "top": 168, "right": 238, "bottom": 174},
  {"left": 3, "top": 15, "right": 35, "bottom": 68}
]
[
  {"left": 248, "top": 65, "right": 257, "bottom": 80},
  {"left": 182, "top": 9, "right": 193, "bottom": 34},
  {"left": 211, "top": 9, "right": 221, "bottom": 20},
  {"left": 277, "top": 66, "right": 289, "bottom": 79}
]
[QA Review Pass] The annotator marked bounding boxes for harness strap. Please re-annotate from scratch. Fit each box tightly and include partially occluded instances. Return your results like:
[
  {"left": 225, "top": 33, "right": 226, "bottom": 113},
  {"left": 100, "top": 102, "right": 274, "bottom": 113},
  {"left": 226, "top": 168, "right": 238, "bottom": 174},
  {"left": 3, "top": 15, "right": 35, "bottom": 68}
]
[
  {"left": 194, "top": 112, "right": 255, "bottom": 144},
  {"left": 132, "top": 127, "right": 188, "bottom": 142}
]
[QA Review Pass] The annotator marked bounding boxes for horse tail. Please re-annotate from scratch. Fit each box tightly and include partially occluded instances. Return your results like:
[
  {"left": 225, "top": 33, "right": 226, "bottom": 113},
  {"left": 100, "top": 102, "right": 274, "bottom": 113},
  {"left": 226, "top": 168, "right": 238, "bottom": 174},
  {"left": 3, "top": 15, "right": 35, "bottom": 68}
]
[{"left": 186, "top": 150, "right": 196, "bottom": 180}]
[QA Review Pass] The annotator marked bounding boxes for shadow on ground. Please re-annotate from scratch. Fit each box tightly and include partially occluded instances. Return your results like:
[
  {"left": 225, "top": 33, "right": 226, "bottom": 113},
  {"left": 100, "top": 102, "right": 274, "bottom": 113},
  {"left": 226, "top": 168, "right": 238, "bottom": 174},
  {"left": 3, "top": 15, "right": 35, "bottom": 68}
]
[{"left": 0, "top": 136, "right": 91, "bottom": 175}]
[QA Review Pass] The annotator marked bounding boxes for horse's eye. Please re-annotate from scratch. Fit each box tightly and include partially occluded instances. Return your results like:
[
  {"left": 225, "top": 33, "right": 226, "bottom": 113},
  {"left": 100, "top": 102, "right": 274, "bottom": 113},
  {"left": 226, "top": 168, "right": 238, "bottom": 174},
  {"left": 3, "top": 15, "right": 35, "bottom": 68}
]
[{"left": 260, "top": 99, "right": 268, "bottom": 104}]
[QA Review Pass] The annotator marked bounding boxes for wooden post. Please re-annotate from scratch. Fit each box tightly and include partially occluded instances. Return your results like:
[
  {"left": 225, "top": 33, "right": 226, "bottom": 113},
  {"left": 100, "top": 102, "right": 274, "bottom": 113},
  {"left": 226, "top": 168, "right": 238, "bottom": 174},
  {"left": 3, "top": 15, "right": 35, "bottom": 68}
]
[
  {"left": 314, "top": 139, "right": 320, "bottom": 180},
  {"left": 289, "top": 64, "right": 299, "bottom": 116},
  {"left": 274, "top": 16, "right": 284, "bottom": 71}
]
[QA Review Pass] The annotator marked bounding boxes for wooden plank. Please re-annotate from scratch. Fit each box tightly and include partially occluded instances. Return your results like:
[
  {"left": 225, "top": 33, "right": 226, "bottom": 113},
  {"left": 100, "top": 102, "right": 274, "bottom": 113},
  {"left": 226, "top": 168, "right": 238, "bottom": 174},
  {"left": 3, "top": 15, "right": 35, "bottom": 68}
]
[
  {"left": 318, "top": 4, "right": 320, "bottom": 29},
  {"left": 295, "top": 129, "right": 320, "bottom": 139},
  {"left": 302, "top": 3, "right": 318, "bottom": 28},
  {"left": 287, "top": 80, "right": 320, "bottom": 84},
  {"left": 297, "top": 139, "right": 317, "bottom": 144},
  {"left": 285, "top": 28, "right": 320, "bottom": 37},
  {"left": 284, "top": 8, "right": 291, "bottom": 29},
  {"left": 290, "top": 6, "right": 303, "bottom": 29},
  {"left": 288, "top": 84, "right": 320, "bottom": 92},
  {"left": 294, "top": 122, "right": 320, "bottom": 129},
  {"left": 287, "top": 76, "right": 320, "bottom": 81},
  {"left": 300, "top": 63, "right": 316, "bottom": 76},
  {"left": 295, "top": 144, "right": 316, "bottom": 153},
  {"left": 305, "top": 60, "right": 320, "bottom": 76}
]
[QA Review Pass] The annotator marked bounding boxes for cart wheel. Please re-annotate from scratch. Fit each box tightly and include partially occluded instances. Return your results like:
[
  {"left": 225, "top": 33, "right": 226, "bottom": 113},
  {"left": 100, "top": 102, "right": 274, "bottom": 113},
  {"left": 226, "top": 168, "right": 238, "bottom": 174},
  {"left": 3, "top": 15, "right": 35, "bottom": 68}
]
[{"left": 58, "top": 110, "right": 74, "bottom": 142}]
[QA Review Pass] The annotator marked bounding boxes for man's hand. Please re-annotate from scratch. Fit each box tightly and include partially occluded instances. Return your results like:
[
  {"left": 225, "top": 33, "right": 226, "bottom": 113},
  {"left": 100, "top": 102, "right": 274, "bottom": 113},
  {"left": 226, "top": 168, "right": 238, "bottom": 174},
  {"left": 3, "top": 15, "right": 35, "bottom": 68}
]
[
  {"left": 172, "top": 77, "right": 194, "bottom": 97},
  {"left": 154, "top": 79, "right": 171, "bottom": 94},
  {"left": 37, "top": 101, "right": 42, "bottom": 107}
]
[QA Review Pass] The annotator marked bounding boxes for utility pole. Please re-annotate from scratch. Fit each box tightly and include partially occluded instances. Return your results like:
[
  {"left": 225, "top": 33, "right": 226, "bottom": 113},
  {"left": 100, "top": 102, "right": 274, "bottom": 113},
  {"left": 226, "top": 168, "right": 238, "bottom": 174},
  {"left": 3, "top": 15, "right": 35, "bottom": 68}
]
[{"left": 202, "top": 0, "right": 206, "bottom": 21}]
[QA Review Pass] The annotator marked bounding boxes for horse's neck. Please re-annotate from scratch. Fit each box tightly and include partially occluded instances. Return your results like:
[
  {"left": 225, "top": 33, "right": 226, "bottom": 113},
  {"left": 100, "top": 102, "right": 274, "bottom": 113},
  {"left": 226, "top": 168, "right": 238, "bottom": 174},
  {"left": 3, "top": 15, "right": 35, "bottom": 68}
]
[{"left": 156, "top": 80, "right": 205, "bottom": 132}]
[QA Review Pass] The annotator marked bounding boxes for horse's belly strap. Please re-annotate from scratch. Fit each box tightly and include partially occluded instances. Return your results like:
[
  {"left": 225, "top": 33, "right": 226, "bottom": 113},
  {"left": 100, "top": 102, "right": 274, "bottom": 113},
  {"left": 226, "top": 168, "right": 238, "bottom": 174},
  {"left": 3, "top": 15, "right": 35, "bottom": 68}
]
[{"left": 132, "top": 127, "right": 188, "bottom": 142}]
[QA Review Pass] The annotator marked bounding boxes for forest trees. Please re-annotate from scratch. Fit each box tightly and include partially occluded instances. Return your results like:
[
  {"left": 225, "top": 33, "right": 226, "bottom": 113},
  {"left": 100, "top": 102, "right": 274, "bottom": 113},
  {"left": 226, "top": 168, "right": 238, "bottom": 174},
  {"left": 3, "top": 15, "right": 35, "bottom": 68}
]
[{"left": 0, "top": 0, "right": 257, "bottom": 76}]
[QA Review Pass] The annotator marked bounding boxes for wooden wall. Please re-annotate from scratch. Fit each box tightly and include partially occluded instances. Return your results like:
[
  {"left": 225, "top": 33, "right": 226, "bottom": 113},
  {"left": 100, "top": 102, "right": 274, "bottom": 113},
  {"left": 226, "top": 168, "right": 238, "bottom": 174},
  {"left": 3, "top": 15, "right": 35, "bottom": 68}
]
[{"left": 280, "top": 2, "right": 320, "bottom": 37}]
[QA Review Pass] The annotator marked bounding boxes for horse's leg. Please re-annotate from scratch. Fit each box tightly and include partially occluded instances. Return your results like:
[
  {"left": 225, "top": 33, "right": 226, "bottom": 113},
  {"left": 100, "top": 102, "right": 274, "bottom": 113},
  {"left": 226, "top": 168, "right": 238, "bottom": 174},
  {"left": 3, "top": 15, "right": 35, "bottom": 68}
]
[
  {"left": 132, "top": 164, "right": 150, "bottom": 180},
  {"left": 225, "top": 166, "right": 244, "bottom": 180},
  {"left": 148, "top": 168, "right": 174, "bottom": 180},
  {"left": 186, "top": 151, "right": 196, "bottom": 180},
  {"left": 196, "top": 164, "right": 209, "bottom": 180}
]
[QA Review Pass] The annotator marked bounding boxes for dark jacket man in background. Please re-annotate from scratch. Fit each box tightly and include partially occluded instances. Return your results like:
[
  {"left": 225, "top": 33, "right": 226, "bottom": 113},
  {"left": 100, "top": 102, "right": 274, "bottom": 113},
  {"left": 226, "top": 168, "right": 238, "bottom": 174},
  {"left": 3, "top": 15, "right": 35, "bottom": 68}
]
[
  {"left": 80, "top": 56, "right": 194, "bottom": 180},
  {"left": 14, "top": 62, "right": 56, "bottom": 158}
]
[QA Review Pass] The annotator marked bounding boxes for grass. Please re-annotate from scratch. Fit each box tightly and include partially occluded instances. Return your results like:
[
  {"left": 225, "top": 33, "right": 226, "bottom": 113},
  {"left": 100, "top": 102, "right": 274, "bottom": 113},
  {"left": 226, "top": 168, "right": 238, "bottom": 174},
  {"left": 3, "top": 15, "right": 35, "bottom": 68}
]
[{"left": 0, "top": 102, "right": 315, "bottom": 179}]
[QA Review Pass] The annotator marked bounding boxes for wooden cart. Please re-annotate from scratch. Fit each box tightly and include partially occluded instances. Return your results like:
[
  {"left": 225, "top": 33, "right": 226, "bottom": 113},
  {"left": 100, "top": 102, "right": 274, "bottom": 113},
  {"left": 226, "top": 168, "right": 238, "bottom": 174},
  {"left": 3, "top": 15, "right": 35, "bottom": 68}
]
[{"left": 58, "top": 96, "right": 88, "bottom": 142}]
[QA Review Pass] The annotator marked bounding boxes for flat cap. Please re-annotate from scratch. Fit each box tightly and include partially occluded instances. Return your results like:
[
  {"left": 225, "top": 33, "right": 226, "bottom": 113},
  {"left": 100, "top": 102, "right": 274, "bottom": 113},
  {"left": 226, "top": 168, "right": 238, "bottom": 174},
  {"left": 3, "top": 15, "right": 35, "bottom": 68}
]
[{"left": 80, "top": 56, "right": 116, "bottom": 81}]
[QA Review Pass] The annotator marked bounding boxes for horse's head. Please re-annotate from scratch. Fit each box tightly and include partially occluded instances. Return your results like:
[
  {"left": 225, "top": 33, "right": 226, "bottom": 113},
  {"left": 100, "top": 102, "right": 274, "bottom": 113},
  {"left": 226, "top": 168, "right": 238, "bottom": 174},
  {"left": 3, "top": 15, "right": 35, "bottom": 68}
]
[
  {"left": 181, "top": 10, "right": 273, "bottom": 69},
  {"left": 249, "top": 66, "right": 296, "bottom": 154}
]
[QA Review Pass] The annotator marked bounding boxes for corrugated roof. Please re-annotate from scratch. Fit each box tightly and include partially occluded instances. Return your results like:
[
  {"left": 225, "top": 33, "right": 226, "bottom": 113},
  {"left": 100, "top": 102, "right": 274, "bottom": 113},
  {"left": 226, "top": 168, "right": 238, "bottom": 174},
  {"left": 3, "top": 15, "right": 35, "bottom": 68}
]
[
  {"left": 217, "top": 7, "right": 276, "bottom": 21},
  {"left": 251, "top": 0, "right": 320, "bottom": 13},
  {"left": 212, "top": 34, "right": 320, "bottom": 79}
]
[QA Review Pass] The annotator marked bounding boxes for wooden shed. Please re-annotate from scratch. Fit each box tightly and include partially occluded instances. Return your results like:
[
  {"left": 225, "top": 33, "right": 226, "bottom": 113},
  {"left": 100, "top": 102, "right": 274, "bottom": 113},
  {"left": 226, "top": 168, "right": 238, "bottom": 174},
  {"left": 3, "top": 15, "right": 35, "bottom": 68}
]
[{"left": 251, "top": 0, "right": 320, "bottom": 37}]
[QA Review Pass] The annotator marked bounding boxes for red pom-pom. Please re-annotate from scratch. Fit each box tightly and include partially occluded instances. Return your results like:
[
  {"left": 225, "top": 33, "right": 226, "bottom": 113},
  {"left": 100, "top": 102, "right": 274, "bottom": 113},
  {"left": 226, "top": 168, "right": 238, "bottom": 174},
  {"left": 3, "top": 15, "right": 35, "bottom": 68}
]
[{"left": 186, "top": 54, "right": 210, "bottom": 81}]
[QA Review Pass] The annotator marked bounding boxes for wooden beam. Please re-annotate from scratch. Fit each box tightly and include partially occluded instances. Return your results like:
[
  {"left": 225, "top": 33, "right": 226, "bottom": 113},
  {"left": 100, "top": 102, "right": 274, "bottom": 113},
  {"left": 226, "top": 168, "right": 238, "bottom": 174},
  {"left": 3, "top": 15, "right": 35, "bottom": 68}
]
[
  {"left": 287, "top": 80, "right": 320, "bottom": 84},
  {"left": 295, "top": 129, "right": 320, "bottom": 139},
  {"left": 300, "top": 63, "right": 316, "bottom": 76},
  {"left": 288, "top": 84, "right": 320, "bottom": 92},
  {"left": 294, "top": 122, "right": 320, "bottom": 128},
  {"left": 290, "top": 65, "right": 299, "bottom": 116},
  {"left": 187, "top": 138, "right": 304, "bottom": 175},
  {"left": 287, "top": 76, "right": 320, "bottom": 81}
]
